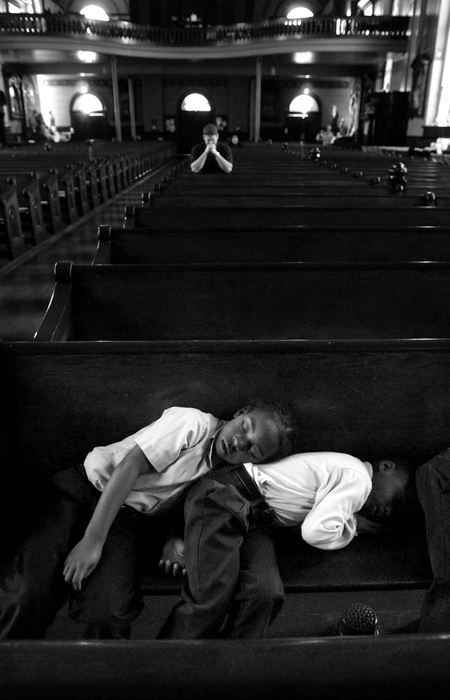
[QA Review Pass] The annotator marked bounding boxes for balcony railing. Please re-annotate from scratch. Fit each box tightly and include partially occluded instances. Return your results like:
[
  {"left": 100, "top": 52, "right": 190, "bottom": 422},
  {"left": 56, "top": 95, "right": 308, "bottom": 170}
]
[{"left": 0, "top": 13, "right": 410, "bottom": 46}]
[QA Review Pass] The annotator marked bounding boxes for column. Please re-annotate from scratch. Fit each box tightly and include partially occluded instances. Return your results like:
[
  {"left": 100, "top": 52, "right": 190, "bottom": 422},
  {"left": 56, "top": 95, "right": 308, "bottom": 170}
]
[
  {"left": 128, "top": 77, "right": 136, "bottom": 140},
  {"left": 253, "top": 56, "right": 262, "bottom": 143},
  {"left": 111, "top": 56, "right": 122, "bottom": 142}
]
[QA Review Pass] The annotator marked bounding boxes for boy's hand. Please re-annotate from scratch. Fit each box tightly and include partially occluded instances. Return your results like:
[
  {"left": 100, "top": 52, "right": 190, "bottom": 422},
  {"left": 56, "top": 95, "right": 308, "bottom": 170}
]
[
  {"left": 355, "top": 513, "right": 384, "bottom": 536},
  {"left": 63, "top": 535, "right": 103, "bottom": 591},
  {"left": 158, "top": 536, "right": 186, "bottom": 577}
]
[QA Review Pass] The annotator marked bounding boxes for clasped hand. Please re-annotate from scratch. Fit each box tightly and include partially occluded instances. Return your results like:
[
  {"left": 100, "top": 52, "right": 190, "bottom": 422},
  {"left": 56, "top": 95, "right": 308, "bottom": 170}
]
[
  {"left": 63, "top": 535, "right": 103, "bottom": 591},
  {"left": 158, "top": 536, "right": 186, "bottom": 577},
  {"left": 205, "top": 143, "right": 217, "bottom": 155}
]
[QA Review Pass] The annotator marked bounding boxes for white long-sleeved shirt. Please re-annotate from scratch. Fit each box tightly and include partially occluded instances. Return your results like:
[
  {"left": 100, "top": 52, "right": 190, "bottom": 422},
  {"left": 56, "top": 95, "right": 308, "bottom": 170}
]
[
  {"left": 84, "top": 407, "right": 220, "bottom": 515},
  {"left": 245, "top": 452, "right": 373, "bottom": 550}
]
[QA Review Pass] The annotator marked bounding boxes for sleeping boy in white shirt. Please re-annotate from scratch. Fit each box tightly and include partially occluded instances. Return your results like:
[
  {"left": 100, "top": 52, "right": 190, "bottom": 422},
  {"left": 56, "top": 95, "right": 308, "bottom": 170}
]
[{"left": 159, "top": 451, "right": 414, "bottom": 638}]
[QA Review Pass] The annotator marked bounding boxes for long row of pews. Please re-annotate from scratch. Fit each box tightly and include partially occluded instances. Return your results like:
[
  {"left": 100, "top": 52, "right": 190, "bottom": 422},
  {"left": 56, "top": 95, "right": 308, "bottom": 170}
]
[
  {"left": 2, "top": 143, "right": 450, "bottom": 699},
  {"left": 0, "top": 140, "right": 177, "bottom": 260}
]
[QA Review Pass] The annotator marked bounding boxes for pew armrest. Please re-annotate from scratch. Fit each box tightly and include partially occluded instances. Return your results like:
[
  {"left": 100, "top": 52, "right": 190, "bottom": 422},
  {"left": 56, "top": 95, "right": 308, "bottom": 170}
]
[
  {"left": 94, "top": 225, "right": 112, "bottom": 263},
  {"left": 34, "top": 261, "right": 74, "bottom": 341}
]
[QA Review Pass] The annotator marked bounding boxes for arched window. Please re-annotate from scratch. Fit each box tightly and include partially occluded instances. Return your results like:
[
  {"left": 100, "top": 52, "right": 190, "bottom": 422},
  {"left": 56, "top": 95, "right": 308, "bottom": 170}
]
[
  {"left": 180, "top": 93, "right": 211, "bottom": 112},
  {"left": 80, "top": 4, "right": 109, "bottom": 21},
  {"left": 286, "top": 6, "right": 314, "bottom": 21},
  {"left": 357, "top": 1, "right": 374, "bottom": 15},
  {"left": 72, "top": 93, "right": 104, "bottom": 115},
  {"left": 289, "top": 93, "right": 319, "bottom": 115}
]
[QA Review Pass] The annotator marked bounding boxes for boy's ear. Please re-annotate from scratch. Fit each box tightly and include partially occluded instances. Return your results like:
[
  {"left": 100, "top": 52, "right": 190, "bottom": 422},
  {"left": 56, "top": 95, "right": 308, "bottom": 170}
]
[
  {"left": 378, "top": 459, "right": 397, "bottom": 472},
  {"left": 233, "top": 405, "right": 252, "bottom": 418}
]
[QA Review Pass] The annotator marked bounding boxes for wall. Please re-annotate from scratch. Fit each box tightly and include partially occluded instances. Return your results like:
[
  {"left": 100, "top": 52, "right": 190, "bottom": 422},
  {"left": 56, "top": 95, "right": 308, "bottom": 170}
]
[
  {"left": 261, "top": 77, "right": 355, "bottom": 136},
  {"left": 139, "top": 74, "right": 250, "bottom": 136},
  {"left": 34, "top": 75, "right": 114, "bottom": 130}
]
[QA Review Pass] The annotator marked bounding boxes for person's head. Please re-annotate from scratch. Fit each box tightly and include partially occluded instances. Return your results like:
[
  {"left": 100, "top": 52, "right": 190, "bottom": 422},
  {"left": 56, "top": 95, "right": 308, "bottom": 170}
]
[
  {"left": 202, "top": 123, "right": 219, "bottom": 146},
  {"left": 361, "top": 458, "right": 415, "bottom": 521},
  {"left": 213, "top": 403, "right": 297, "bottom": 467}
]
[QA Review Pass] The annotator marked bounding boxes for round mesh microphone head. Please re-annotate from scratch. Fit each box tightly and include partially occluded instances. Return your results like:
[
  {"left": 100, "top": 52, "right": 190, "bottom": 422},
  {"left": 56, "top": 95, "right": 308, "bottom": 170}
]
[{"left": 337, "top": 603, "right": 379, "bottom": 635}]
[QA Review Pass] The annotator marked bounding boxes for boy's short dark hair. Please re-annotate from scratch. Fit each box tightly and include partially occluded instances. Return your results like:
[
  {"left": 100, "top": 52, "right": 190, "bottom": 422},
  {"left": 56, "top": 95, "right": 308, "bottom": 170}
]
[
  {"left": 373, "top": 457, "right": 417, "bottom": 517},
  {"left": 238, "top": 402, "right": 298, "bottom": 462}
]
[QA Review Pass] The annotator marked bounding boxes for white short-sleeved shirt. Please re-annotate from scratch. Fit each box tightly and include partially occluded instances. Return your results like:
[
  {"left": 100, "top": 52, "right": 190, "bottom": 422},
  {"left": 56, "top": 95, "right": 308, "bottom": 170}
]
[
  {"left": 245, "top": 452, "right": 373, "bottom": 550},
  {"left": 84, "top": 407, "right": 221, "bottom": 515}
]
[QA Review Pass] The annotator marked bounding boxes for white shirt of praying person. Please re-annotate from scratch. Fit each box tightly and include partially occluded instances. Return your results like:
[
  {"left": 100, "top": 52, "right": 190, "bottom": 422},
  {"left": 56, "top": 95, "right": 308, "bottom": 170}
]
[
  {"left": 244, "top": 452, "right": 373, "bottom": 550},
  {"left": 83, "top": 407, "right": 222, "bottom": 515}
]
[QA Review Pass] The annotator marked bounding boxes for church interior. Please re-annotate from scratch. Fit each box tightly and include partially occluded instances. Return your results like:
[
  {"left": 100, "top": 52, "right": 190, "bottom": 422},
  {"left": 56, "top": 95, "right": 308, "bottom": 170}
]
[{"left": 1, "top": 1, "right": 450, "bottom": 698}]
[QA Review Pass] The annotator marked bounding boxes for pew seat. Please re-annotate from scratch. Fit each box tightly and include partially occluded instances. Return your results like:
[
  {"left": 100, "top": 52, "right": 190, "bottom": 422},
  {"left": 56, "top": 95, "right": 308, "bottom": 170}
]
[
  {"left": 2, "top": 335, "right": 450, "bottom": 694},
  {"left": 2, "top": 339, "right": 440, "bottom": 592}
]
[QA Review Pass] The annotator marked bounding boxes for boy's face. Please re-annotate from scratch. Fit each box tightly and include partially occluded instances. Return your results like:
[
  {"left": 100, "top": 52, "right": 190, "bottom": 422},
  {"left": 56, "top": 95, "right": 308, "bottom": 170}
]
[
  {"left": 214, "top": 408, "right": 281, "bottom": 465},
  {"left": 361, "top": 459, "right": 408, "bottom": 520}
]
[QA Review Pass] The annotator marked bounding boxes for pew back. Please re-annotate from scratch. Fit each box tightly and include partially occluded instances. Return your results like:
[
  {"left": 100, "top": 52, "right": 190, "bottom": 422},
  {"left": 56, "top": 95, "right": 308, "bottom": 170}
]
[
  {"left": 96, "top": 225, "right": 450, "bottom": 264},
  {"left": 2, "top": 339, "right": 443, "bottom": 594},
  {"left": 35, "top": 262, "right": 450, "bottom": 341},
  {"left": 128, "top": 206, "right": 450, "bottom": 228}
]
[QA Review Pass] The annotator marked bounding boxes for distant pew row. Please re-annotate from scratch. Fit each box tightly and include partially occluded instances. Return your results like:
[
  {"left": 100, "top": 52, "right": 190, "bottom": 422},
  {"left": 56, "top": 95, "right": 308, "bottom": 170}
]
[{"left": 0, "top": 140, "right": 178, "bottom": 261}]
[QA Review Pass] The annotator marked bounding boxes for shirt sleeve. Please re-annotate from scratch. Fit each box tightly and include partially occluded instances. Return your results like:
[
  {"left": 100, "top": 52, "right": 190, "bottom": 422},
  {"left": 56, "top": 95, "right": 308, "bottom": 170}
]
[
  {"left": 300, "top": 468, "right": 371, "bottom": 550},
  {"left": 190, "top": 144, "right": 202, "bottom": 160},
  {"left": 219, "top": 143, "right": 233, "bottom": 163},
  {"left": 134, "top": 407, "right": 212, "bottom": 472}
]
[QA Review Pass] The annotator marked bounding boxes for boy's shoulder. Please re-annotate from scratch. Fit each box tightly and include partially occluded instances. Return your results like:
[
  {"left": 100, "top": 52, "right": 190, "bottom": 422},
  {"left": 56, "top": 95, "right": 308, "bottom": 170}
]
[
  {"left": 161, "top": 406, "right": 219, "bottom": 426},
  {"left": 276, "top": 451, "right": 370, "bottom": 476}
]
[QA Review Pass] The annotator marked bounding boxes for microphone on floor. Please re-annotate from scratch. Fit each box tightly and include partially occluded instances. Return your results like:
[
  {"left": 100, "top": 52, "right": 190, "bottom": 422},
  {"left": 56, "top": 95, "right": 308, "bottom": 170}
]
[{"left": 337, "top": 602, "right": 380, "bottom": 635}]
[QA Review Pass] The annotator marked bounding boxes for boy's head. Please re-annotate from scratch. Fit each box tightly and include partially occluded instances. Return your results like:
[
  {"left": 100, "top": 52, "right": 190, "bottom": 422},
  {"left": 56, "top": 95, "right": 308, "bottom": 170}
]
[
  {"left": 360, "top": 458, "right": 415, "bottom": 521},
  {"left": 214, "top": 403, "right": 297, "bottom": 466}
]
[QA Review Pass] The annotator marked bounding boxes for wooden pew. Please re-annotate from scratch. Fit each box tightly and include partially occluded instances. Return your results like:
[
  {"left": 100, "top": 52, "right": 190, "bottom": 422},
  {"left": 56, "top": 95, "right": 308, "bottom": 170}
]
[
  {"left": 95, "top": 224, "right": 450, "bottom": 265},
  {"left": 0, "top": 179, "right": 28, "bottom": 259},
  {"left": 2, "top": 337, "right": 441, "bottom": 576},
  {"left": 147, "top": 192, "right": 450, "bottom": 209},
  {"left": 154, "top": 182, "right": 450, "bottom": 201},
  {"left": 126, "top": 205, "right": 450, "bottom": 229},
  {"left": 0, "top": 174, "right": 47, "bottom": 247},
  {"left": 3, "top": 337, "right": 449, "bottom": 691},
  {"left": 34, "top": 261, "right": 450, "bottom": 342},
  {"left": 2, "top": 635, "right": 450, "bottom": 700}
]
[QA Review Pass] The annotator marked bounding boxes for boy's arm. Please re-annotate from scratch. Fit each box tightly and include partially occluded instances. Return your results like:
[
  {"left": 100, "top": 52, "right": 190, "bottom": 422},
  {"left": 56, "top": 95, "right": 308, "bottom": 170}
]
[
  {"left": 300, "top": 472, "right": 372, "bottom": 550},
  {"left": 63, "top": 443, "right": 153, "bottom": 591}
]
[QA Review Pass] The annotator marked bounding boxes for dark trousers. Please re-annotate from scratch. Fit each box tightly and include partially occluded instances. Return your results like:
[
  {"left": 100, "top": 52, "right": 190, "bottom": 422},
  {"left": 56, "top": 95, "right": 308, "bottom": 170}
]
[
  {"left": 158, "top": 463, "right": 285, "bottom": 639},
  {"left": 0, "top": 466, "right": 156, "bottom": 640},
  {"left": 416, "top": 447, "right": 450, "bottom": 632}
]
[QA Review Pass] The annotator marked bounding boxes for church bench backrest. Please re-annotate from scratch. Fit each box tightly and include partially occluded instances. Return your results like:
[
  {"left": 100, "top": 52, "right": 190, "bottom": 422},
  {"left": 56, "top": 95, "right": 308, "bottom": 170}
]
[
  {"left": 34, "top": 261, "right": 450, "bottom": 341},
  {"left": 95, "top": 225, "right": 450, "bottom": 265}
]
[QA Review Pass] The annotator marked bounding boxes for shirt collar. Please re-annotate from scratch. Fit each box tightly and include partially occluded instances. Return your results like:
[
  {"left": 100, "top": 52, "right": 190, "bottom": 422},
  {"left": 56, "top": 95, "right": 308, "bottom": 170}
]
[{"left": 206, "top": 419, "right": 225, "bottom": 468}]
